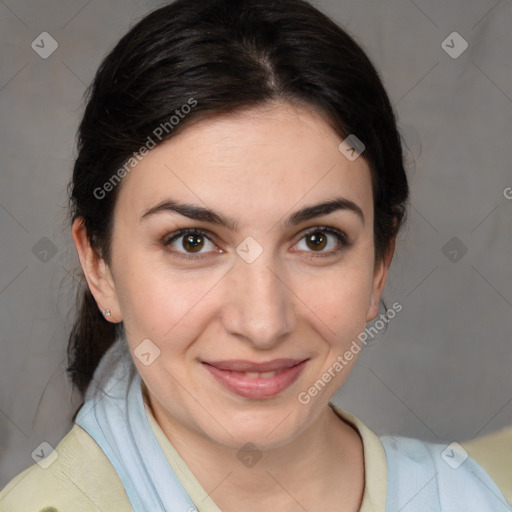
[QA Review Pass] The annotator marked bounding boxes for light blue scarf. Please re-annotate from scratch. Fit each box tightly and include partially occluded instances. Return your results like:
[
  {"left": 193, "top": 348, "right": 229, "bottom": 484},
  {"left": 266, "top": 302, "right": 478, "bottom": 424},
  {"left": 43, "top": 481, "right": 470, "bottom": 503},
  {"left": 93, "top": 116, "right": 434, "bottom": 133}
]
[
  {"left": 75, "top": 335, "right": 196, "bottom": 512},
  {"left": 380, "top": 435, "right": 510, "bottom": 511},
  {"left": 76, "top": 336, "right": 510, "bottom": 511}
]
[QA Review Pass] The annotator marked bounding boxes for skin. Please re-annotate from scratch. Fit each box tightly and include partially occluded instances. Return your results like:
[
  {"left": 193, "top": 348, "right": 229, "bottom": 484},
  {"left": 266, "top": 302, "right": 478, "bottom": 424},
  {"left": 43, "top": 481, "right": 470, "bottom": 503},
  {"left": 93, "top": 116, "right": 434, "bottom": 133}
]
[{"left": 73, "top": 101, "right": 395, "bottom": 511}]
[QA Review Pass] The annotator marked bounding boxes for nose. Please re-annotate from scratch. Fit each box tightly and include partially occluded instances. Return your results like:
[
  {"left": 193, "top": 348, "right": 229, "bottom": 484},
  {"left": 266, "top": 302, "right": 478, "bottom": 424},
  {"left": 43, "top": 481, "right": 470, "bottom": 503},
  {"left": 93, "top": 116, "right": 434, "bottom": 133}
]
[{"left": 221, "top": 252, "right": 296, "bottom": 350}]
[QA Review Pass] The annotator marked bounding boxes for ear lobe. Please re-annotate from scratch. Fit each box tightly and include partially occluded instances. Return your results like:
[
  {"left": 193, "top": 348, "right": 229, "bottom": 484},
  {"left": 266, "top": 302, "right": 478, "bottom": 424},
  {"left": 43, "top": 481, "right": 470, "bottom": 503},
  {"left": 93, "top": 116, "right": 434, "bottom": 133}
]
[
  {"left": 366, "top": 236, "right": 396, "bottom": 322},
  {"left": 71, "top": 218, "right": 121, "bottom": 322}
]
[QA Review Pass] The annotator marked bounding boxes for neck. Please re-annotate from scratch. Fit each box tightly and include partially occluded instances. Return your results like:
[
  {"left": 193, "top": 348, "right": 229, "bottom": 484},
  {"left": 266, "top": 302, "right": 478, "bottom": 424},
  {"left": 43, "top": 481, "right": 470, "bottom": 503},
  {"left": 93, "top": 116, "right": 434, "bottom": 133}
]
[{"left": 144, "top": 387, "right": 365, "bottom": 512}]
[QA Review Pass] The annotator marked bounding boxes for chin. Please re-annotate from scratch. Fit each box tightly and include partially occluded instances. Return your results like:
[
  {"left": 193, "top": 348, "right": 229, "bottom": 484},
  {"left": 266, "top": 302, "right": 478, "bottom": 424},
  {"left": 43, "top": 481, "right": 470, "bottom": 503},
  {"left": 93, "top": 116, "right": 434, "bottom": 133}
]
[{"left": 197, "top": 399, "right": 309, "bottom": 449}]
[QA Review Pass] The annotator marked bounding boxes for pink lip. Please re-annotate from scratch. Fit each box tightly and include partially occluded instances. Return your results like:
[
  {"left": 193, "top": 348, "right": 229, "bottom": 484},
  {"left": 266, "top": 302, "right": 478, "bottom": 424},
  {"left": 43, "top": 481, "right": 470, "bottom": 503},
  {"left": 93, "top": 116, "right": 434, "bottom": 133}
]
[{"left": 202, "top": 358, "right": 308, "bottom": 399}]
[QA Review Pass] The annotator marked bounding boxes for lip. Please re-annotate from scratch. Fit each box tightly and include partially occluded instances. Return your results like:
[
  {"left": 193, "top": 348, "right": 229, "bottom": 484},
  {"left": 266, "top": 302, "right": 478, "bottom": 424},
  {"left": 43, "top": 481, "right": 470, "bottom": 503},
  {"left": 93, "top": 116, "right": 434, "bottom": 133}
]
[{"left": 202, "top": 358, "right": 308, "bottom": 399}]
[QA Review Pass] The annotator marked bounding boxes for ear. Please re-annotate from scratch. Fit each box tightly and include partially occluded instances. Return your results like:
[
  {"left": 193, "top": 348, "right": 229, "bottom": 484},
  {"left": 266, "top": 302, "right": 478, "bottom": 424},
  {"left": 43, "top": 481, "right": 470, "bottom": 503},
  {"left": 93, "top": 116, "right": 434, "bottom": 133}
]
[
  {"left": 71, "top": 217, "right": 122, "bottom": 322},
  {"left": 366, "top": 235, "right": 396, "bottom": 322}
]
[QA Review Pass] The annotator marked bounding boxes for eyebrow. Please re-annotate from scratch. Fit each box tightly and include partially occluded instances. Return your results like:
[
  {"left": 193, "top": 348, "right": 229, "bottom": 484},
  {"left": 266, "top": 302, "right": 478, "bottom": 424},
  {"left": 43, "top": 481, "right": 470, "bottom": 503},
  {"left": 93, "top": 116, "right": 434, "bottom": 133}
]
[{"left": 140, "top": 197, "right": 364, "bottom": 228}]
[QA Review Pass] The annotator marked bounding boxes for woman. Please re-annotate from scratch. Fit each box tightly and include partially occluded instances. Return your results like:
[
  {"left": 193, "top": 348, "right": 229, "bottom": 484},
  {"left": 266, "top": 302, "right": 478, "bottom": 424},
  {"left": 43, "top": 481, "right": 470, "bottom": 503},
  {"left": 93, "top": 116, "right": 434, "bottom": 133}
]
[{"left": 1, "top": 0, "right": 510, "bottom": 510}]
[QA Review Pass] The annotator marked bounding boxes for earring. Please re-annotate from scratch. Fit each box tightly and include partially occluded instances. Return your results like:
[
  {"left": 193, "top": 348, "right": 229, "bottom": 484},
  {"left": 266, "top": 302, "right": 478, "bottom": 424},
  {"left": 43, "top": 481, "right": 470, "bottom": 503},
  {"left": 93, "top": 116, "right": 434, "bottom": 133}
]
[{"left": 102, "top": 309, "right": 111, "bottom": 317}]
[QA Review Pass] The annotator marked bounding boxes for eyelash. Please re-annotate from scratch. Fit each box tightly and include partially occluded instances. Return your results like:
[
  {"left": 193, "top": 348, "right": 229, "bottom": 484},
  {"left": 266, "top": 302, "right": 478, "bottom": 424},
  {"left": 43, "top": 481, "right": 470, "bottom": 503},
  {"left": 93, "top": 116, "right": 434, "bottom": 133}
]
[{"left": 162, "top": 226, "right": 350, "bottom": 260}]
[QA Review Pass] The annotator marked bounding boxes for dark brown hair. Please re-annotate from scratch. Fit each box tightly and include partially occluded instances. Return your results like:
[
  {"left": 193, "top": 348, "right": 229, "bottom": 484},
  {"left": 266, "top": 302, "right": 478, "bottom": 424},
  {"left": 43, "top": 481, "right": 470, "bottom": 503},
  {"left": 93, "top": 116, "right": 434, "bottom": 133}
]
[{"left": 67, "top": 0, "right": 409, "bottom": 403}]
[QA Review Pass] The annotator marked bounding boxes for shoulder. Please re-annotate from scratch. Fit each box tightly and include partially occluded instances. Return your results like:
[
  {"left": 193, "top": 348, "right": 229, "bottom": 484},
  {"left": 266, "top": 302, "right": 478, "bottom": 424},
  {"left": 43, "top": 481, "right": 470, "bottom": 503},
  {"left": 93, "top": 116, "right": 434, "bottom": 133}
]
[
  {"left": 0, "top": 425, "right": 133, "bottom": 512},
  {"left": 380, "top": 434, "right": 512, "bottom": 511},
  {"left": 461, "top": 427, "right": 512, "bottom": 506}
]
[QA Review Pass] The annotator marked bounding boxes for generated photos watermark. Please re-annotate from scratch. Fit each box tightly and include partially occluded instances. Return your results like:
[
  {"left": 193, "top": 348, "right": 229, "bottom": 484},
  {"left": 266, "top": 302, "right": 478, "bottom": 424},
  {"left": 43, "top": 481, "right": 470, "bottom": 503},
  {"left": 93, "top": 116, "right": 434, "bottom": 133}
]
[
  {"left": 298, "top": 301, "right": 403, "bottom": 405},
  {"left": 93, "top": 98, "right": 197, "bottom": 200}
]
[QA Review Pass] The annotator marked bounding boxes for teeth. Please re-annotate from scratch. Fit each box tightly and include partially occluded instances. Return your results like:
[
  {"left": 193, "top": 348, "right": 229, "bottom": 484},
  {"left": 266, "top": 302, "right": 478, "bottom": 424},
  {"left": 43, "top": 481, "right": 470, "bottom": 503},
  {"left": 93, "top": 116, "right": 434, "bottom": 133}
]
[
  {"left": 260, "top": 370, "right": 278, "bottom": 378},
  {"left": 240, "top": 370, "right": 280, "bottom": 378}
]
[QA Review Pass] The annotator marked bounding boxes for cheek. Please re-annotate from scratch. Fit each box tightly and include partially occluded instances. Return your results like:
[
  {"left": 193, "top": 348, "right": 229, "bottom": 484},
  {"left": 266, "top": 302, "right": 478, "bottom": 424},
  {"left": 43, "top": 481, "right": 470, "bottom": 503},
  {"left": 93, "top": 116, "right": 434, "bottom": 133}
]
[
  {"left": 292, "top": 257, "right": 375, "bottom": 338},
  {"left": 114, "top": 252, "right": 223, "bottom": 344}
]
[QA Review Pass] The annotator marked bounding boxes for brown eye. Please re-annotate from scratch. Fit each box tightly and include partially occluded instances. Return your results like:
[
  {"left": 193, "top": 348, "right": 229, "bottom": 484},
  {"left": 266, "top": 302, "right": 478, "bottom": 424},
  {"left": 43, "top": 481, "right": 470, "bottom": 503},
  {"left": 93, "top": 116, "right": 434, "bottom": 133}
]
[
  {"left": 182, "top": 233, "right": 204, "bottom": 253},
  {"left": 293, "top": 227, "right": 349, "bottom": 257},
  {"left": 305, "top": 231, "right": 328, "bottom": 251},
  {"left": 164, "top": 228, "right": 218, "bottom": 256}
]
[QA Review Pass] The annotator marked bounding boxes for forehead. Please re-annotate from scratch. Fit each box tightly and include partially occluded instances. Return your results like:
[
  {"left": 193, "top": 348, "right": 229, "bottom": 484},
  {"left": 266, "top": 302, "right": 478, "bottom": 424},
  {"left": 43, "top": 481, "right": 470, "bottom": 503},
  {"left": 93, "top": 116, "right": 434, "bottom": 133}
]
[{"left": 114, "top": 102, "right": 374, "bottom": 228}]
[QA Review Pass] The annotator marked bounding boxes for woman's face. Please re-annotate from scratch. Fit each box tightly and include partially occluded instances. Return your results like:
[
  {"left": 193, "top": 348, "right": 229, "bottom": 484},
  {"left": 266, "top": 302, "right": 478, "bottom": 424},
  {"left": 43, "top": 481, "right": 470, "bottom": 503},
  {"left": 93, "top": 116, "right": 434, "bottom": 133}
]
[{"left": 82, "top": 101, "right": 391, "bottom": 449}]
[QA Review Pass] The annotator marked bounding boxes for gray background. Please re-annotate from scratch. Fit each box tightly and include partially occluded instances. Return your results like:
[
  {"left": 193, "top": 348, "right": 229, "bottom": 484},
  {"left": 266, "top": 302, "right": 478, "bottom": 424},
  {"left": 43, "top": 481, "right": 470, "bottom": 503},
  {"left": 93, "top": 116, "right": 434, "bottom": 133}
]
[{"left": 1, "top": 0, "right": 511, "bottom": 488}]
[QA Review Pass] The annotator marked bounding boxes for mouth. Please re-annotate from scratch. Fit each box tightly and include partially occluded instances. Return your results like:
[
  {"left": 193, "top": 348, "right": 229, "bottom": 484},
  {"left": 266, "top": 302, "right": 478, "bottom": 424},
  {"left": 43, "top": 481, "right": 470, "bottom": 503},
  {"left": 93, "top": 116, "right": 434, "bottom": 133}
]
[{"left": 202, "top": 358, "right": 308, "bottom": 399}]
